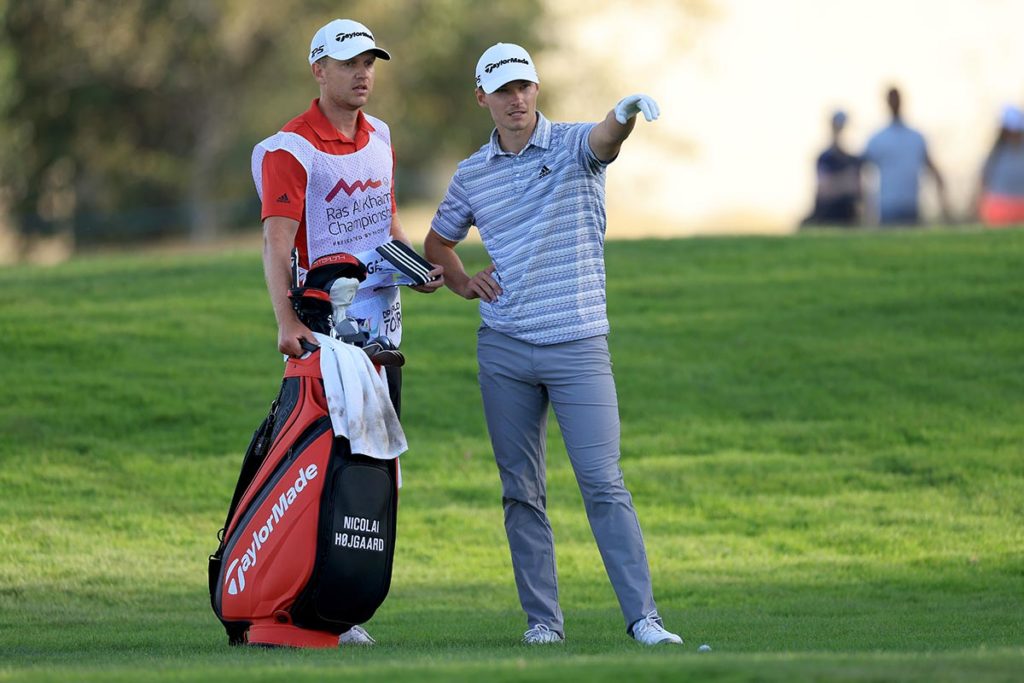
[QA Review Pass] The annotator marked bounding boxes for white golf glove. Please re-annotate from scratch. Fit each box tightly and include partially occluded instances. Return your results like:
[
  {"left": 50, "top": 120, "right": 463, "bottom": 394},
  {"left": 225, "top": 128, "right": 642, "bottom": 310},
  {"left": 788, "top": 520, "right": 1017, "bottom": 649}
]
[{"left": 614, "top": 94, "right": 660, "bottom": 125}]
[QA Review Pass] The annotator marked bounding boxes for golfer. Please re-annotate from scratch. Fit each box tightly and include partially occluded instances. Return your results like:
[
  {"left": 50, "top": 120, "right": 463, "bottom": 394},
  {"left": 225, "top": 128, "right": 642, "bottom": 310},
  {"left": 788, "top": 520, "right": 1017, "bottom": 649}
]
[
  {"left": 424, "top": 43, "right": 681, "bottom": 646},
  {"left": 251, "top": 18, "right": 443, "bottom": 645}
]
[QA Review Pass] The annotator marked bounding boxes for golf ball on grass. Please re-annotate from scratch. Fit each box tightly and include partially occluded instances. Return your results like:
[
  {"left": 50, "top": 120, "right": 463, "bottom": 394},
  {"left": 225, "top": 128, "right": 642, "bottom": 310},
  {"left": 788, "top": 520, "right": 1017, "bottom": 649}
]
[{"left": 698, "top": 644, "right": 712, "bottom": 653}]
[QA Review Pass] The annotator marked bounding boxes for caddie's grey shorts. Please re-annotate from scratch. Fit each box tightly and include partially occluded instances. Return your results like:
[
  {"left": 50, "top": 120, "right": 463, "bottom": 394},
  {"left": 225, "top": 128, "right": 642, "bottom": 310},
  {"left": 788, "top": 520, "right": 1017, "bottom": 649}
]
[{"left": 477, "top": 326, "right": 657, "bottom": 632}]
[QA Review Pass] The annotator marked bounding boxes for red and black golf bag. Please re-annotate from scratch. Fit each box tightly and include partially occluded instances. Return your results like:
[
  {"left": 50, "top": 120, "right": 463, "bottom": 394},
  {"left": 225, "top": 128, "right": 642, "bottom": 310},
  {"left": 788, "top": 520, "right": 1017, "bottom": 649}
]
[{"left": 208, "top": 253, "right": 400, "bottom": 648}]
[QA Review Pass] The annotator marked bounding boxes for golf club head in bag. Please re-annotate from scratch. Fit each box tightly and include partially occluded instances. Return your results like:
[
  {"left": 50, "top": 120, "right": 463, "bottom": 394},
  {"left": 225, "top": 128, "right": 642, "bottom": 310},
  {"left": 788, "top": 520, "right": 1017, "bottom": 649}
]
[
  {"left": 289, "top": 253, "right": 368, "bottom": 338},
  {"left": 289, "top": 252, "right": 405, "bottom": 366},
  {"left": 361, "top": 335, "right": 405, "bottom": 367}
]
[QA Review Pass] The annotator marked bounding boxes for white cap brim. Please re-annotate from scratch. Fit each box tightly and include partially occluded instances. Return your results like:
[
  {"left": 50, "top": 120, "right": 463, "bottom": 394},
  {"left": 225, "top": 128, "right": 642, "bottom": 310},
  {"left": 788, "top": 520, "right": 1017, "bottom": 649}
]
[
  {"left": 479, "top": 68, "right": 538, "bottom": 94},
  {"left": 325, "top": 45, "right": 391, "bottom": 62}
]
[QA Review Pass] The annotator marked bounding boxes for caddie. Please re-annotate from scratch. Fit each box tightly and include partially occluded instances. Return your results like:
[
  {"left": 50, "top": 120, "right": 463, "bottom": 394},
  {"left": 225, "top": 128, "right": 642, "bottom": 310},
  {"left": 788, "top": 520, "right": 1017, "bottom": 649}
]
[{"left": 251, "top": 17, "right": 443, "bottom": 645}]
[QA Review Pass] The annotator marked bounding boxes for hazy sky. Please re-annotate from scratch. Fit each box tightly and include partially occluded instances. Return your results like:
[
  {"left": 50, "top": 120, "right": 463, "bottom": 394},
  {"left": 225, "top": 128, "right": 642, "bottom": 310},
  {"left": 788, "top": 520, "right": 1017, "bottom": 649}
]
[{"left": 544, "top": 0, "right": 1024, "bottom": 235}]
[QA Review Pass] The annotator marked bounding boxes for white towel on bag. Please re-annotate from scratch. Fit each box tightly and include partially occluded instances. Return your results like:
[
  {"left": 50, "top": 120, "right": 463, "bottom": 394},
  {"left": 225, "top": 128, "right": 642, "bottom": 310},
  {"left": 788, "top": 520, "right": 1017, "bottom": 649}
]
[{"left": 313, "top": 332, "right": 407, "bottom": 461}]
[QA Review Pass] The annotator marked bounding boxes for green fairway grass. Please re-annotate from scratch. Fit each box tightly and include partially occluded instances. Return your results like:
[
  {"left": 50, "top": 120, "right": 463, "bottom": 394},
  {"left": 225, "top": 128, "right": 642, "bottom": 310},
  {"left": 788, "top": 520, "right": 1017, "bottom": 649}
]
[{"left": 0, "top": 228, "right": 1022, "bottom": 682}]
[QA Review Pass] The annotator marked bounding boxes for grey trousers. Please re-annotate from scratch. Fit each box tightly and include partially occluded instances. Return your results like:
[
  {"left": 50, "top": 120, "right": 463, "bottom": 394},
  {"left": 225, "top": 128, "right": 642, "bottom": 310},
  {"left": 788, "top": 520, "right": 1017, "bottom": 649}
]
[{"left": 477, "top": 327, "right": 657, "bottom": 632}]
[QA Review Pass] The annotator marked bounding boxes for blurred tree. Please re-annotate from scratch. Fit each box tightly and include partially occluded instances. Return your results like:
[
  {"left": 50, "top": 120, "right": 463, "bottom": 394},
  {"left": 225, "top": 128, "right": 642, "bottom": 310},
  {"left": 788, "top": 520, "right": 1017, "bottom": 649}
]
[
  {"left": 0, "top": 2, "right": 23, "bottom": 193},
  {"left": 1, "top": 0, "right": 308, "bottom": 245},
  {"left": 0, "top": 0, "right": 544, "bottom": 253}
]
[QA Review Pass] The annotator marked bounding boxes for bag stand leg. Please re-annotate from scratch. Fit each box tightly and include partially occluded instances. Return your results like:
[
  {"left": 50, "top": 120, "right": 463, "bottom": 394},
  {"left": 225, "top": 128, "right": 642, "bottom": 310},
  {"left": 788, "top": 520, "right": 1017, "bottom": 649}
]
[{"left": 247, "top": 622, "right": 339, "bottom": 648}]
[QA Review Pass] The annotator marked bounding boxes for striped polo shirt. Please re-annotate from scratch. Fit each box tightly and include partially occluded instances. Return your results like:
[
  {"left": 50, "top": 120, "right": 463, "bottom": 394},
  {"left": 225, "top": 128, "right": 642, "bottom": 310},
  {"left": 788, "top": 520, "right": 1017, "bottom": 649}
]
[{"left": 430, "top": 112, "right": 612, "bottom": 345}]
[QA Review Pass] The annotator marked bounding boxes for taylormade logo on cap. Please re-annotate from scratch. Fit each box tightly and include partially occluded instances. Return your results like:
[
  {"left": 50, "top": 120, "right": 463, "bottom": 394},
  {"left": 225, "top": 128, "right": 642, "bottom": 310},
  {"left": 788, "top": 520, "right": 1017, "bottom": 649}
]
[
  {"left": 337, "top": 31, "right": 372, "bottom": 43},
  {"left": 484, "top": 57, "right": 529, "bottom": 74},
  {"left": 309, "top": 18, "right": 391, "bottom": 65},
  {"left": 475, "top": 43, "right": 539, "bottom": 94}
]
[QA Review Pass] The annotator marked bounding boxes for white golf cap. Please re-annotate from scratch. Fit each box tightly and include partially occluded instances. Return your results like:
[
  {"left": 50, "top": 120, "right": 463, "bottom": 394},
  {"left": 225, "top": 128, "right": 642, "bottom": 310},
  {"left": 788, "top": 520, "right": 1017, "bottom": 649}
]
[
  {"left": 308, "top": 19, "right": 391, "bottom": 65},
  {"left": 475, "top": 43, "right": 539, "bottom": 94}
]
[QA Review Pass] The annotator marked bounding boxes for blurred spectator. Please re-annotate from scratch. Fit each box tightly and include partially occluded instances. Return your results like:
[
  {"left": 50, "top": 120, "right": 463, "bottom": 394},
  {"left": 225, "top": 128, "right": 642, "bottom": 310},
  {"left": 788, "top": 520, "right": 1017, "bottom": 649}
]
[
  {"left": 802, "top": 110, "right": 862, "bottom": 227},
  {"left": 977, "top": 104, "right": 1024, "bottom": 227},
  {"left": 862, "top": 87, "right": 950, "bottom": 226}
]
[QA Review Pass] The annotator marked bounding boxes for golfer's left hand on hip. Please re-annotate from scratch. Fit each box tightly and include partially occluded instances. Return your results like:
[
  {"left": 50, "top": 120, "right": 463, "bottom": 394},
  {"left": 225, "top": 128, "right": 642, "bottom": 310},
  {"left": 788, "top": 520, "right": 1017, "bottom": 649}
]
[{"left": 614, "top": 94, "right": 660, "bottom": 124}]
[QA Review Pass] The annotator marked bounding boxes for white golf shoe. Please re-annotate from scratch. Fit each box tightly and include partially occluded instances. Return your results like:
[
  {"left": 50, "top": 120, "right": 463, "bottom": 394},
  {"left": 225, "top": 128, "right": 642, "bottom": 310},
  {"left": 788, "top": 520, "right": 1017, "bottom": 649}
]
[
  {"left": 338, "top": 624, "right": 376, "bottom": 646},
  {"left": 523, "top": 624, "right": 564, "bottom": 644},
  {"left": 631, "top": 611, "right": 683, "bottom": 645}
]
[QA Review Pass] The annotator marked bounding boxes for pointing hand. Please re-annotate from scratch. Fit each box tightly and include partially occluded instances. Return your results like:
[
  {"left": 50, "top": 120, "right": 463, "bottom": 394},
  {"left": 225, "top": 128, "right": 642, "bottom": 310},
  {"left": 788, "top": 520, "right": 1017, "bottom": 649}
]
[{"left": 614, "top": 94, "right": 660, "bottom": 125}]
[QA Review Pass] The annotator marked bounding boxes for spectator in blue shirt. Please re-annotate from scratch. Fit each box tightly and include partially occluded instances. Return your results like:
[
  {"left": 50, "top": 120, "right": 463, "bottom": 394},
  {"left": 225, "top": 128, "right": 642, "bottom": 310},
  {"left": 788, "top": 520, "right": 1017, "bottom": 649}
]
[
  {"left": 424, "top": 42, "right": 682, "bottom": 647},
  {"left": 862, "top": 87, "right": 950, "bottom": 226}
]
